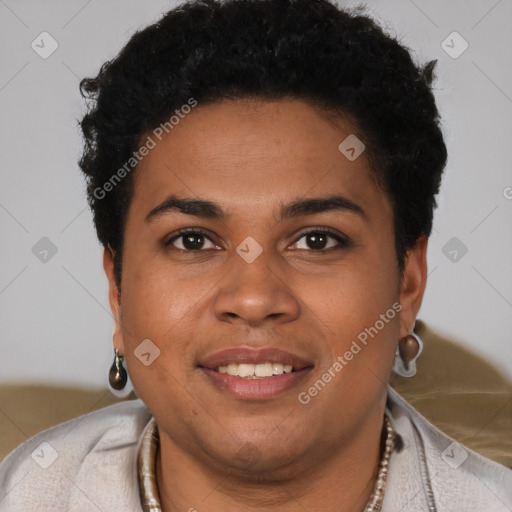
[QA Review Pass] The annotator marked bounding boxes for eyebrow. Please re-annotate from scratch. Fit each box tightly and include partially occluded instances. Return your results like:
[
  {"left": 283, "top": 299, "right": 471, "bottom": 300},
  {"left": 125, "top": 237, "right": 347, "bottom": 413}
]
[
  {"left": 279, "top": 195, "right": 367, "bottom": 222},
  {"left": 145, "top": 194, "right": 367, "bottom": 223},
  {"left": 146, "top": 195, "right": 227, "bottom": 222}
]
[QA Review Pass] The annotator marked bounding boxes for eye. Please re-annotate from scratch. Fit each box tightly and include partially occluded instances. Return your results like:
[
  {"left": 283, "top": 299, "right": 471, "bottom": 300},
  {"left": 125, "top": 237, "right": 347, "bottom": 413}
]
[
  {"left": 165, "top": 228, "right": 349, "bottom": 253},
  {"left": 166, "top": 229, "right": 220, "bottom": 251},
  {"left": 291, "top": 229, "right": 350, "bottom": 251}
]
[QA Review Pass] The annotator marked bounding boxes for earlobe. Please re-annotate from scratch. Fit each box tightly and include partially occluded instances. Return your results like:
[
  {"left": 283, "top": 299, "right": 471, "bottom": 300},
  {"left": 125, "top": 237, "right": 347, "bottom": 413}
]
[
  {"left": 103, "top": 245, "right": 122, "bottom": 325},
  {"left": 398, "top": 235, "right": 428, "bottom": 338}
]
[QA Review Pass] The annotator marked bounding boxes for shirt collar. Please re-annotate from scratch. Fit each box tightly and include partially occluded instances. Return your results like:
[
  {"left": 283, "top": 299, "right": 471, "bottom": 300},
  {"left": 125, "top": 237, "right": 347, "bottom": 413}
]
[{"left": 135, "top": 389, "right": 429, "bottom": 512}]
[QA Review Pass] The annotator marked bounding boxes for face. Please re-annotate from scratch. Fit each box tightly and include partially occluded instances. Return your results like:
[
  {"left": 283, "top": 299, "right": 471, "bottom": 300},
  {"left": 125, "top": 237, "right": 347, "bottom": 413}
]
[{"left": 104, "top": 99, "right": 426, "bottom": 477}]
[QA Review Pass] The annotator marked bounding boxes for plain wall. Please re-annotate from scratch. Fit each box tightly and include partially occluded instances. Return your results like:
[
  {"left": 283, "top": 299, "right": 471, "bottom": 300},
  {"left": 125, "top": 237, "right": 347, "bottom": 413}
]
[{"left": 0, "top": 0, "right": 511, "bottom": 388}]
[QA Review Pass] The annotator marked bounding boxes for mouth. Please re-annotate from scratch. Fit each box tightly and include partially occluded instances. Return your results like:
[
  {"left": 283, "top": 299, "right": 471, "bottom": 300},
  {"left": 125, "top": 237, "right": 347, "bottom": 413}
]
[
  {"left": 214, "top": 361, "right": 298, "bottom": 378},
  {"left": 198, "top": 347, "right": 314, "bottom": 399}
]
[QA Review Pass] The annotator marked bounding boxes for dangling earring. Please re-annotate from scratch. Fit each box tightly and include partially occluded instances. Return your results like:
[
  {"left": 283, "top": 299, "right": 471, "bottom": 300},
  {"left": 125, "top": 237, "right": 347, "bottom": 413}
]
[
  {"left": 109, "top": 348, "right": 128, "bottom": 390},
  {"left": 393, "top": 331, "right": 423, "bottom": 378}
]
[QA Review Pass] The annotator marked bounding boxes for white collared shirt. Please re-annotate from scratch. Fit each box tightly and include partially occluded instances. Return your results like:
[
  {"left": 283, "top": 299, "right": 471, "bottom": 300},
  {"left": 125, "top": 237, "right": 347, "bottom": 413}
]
[{"left": 1, "top": 386, "right": 511, "bottom": 511}]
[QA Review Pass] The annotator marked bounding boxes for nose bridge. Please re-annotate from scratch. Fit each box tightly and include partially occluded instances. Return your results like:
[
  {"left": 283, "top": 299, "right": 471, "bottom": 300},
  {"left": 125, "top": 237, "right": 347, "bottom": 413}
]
[{"left": 212, "top": 245, "right": 300, "bottom": 325}]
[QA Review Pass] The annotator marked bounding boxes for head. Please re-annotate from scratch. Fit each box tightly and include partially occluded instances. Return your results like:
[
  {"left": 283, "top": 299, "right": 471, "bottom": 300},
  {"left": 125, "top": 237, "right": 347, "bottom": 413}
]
[{"left": 79, "top": 0, "right": 446, "bottom": 478}]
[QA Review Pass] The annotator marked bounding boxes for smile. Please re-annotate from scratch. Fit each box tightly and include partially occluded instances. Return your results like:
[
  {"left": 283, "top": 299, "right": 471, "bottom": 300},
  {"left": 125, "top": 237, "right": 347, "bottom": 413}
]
[
  {"left": 215, "top": 362, "right": 295, "bottom": 378},
  {"left": 198, "top": 346, "right": 314, "bottom": 399}
]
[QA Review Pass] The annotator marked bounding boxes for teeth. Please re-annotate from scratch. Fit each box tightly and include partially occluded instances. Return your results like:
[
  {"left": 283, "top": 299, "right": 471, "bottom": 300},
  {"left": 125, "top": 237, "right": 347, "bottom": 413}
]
[
  {"left": 215, "top": 362, "right": 295, "bottom": 378},
  {"left": 255, "top": 362, "right": 273, "bottom": 377},
  {"left": 238, "top": 363, "right": 255, "bottom": 377},
  {"left": 226, "top": 364, "right": 238, "bottom": 376},
  {"left": 272, "top": 363, "right": 284, "bottom": 374}
]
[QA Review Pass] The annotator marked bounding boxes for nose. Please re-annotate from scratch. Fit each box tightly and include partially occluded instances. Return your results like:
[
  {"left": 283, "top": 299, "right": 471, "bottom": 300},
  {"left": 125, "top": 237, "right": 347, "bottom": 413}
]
[{"left": 212, "top": 249, "right": 300, "bottom": 327}]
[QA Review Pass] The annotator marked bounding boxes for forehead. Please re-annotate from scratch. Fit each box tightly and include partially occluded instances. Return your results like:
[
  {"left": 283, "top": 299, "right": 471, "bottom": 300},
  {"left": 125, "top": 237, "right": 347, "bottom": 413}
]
[{"left": 130, "top": 99, "right": 387, "bottom": 219}]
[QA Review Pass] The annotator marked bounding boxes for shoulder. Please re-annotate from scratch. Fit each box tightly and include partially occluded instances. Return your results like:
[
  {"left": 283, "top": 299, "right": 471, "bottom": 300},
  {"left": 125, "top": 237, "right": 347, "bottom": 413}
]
[
  {"left": 386, "top": 386, "right": 512, "bottom": 511},
  {"left": 0, "top": 398, "right": 152, "bottom": 511}
]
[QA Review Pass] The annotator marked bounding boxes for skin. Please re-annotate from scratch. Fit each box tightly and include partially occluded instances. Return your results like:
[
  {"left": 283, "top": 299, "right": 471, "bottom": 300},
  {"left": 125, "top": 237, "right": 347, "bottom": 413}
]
[{"left": 104, "top": 99, "right": 427, "bottom": 512}]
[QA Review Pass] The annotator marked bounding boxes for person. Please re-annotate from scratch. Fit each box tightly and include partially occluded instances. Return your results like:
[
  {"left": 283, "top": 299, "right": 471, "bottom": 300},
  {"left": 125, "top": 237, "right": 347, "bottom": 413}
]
[{"left": 1, "top": 0, "right": 510, "bottom": 510}]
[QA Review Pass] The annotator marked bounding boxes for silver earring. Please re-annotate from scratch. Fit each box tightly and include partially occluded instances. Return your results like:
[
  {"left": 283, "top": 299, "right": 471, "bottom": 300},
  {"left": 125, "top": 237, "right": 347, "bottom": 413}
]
[
  {"left": 393, "top": 331, "right": 423, "bottom": 378},
  {"left": 109, "top": 348, "right": 128, "bottom": 390}
]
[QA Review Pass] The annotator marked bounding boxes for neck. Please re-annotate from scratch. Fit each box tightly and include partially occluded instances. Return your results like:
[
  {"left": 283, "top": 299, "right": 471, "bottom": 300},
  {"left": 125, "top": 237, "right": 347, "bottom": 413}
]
[{"left": 155, "top": 406, "right": 387, "bottom": 512}]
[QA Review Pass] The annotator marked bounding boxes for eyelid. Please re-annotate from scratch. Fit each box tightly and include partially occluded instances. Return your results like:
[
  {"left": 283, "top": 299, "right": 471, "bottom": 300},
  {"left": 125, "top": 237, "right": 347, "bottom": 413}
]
[
  {"left": 164, "top": 226, "right": 351, "bottom": 251},
  {"left": 164, "top": 227, "right": 222, "bottom": 249},
  {"left": 289, "top": 227, "right": 351, "bottom": 249}
]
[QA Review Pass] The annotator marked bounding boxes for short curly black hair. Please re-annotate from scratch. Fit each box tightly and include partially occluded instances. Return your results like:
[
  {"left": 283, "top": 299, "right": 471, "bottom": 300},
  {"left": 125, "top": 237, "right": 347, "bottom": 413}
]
[{"left": 79, "top": 0, "right": 447, "bottom": 286}]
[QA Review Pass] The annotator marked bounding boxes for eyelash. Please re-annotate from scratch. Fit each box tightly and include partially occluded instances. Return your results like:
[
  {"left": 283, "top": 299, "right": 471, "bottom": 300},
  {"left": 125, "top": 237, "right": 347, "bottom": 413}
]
[{"left": 164, "top": 227, "right": 351, "bottom": 252}]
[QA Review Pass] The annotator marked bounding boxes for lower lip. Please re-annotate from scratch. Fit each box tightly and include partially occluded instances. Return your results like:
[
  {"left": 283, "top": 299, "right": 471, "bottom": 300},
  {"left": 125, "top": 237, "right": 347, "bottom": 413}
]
[{"left": 200, "top": 367, "right": 313, "bottom": 400}]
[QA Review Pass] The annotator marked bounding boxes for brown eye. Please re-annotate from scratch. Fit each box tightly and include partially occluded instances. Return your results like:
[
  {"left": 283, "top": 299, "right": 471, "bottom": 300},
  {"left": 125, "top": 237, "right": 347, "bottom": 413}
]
[
  {"left": 292, "top": 230, "right": 349, "bottom": 251},
  {"left": 304, "top": 232, "right": 328, "bottom": 250},
  {"left": 182, "top": 233, "right": 206, "bottom": 250},
  {"left": 167, "top": 230, "right": 219, "bottom": 251}
]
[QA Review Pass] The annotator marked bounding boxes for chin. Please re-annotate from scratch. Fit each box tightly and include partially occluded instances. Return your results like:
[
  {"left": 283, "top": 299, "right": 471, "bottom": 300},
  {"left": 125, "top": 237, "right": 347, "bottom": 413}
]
[{"left": 199, "top": 430, "right": 310, "bottom": 477}]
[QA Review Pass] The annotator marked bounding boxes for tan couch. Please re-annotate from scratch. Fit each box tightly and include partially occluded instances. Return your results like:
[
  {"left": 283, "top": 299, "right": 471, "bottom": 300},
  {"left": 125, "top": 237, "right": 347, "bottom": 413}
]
[
  {"left": 390, "top": 321, "right": 512, "bottom": 467},
  {"left": 1, "top": 321, "right": 511, "bottom": 467}
]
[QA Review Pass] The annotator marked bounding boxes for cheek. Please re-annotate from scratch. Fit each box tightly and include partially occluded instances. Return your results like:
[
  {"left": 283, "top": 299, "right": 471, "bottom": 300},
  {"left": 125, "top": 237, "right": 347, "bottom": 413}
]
[
  {"left": 309, "top": 243, "right": 400, "bottom": 378},
  {"left": 318, "top": 251, "right": 398, "bottom": 331},
  {"left": 120, "top": 256, "right": 202, "bottom": 334},
  {"left": 116, "top": 258, "right": 204, "bottom": 394},
  {"left": 117, "top": 258, "right": 204, "bottom": 413}
]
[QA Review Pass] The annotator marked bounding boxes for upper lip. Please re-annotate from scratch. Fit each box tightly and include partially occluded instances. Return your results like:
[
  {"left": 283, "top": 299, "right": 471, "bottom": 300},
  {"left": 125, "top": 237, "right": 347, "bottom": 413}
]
[{"left": 198, "top": 347, "right": 313, "bottom": 370}]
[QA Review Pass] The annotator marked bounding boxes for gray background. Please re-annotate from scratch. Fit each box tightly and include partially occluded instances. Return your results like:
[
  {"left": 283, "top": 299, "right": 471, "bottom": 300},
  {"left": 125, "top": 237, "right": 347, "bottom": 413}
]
[{"left": 1, "top": 0, "right": 511, "bottom": 388}]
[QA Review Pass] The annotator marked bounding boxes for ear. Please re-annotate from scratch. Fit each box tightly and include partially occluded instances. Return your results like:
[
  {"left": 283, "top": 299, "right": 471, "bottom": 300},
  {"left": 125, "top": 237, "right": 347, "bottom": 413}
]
[
  {"left": 398, "top": 235, "right": 428, "bottom": 339},
  {"left": 103, "top": 245, "right": 125, "bottom": 353}
]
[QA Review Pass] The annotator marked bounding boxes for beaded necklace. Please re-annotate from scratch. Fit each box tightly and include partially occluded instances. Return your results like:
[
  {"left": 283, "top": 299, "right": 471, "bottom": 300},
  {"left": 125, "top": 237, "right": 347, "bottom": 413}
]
[{"left": 138, "top": 415, "right": 396, "bottom": 512}]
